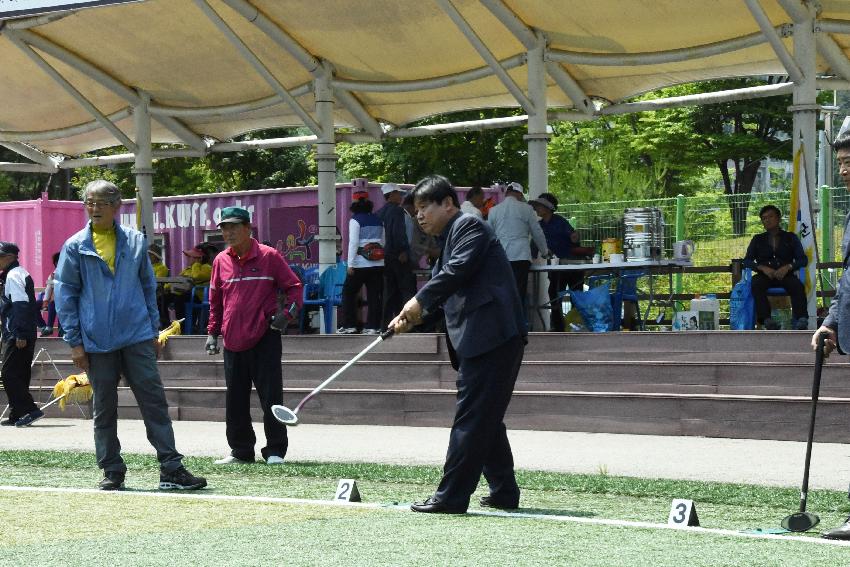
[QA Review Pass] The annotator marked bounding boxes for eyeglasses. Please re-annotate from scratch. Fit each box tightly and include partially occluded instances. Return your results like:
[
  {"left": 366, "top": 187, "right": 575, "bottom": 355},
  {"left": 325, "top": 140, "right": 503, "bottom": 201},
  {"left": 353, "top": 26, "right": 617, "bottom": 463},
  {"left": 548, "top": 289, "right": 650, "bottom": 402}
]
[{"left": 84, "top": 200, "right": 115, "bottom": 209}]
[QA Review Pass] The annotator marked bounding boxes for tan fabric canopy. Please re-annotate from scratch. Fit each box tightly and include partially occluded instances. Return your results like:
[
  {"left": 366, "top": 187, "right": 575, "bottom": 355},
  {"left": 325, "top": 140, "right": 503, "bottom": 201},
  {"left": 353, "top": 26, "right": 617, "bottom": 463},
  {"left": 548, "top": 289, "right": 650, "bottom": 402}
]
[{"left": 0, "top": 0, "right": 848, "bottom": 157}]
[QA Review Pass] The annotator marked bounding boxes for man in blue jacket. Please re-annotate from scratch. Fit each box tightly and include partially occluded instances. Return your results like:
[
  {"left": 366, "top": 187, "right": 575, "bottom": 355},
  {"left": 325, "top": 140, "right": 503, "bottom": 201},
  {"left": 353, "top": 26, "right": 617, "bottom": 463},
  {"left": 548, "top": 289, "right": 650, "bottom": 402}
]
[
  {"left": 390, "top": 175, "right": 526, "bottom": 514},
  {"left": 0, "top": 241, "right": 42, "bottom": 427},
  {"left": 55, "top": 180, "right": 206, "bottom": 492}
]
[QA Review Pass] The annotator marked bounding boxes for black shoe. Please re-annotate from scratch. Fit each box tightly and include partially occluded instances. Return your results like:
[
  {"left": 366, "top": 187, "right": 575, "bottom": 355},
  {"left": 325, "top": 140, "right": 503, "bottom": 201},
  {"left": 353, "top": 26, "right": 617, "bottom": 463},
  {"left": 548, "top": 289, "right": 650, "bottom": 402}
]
[
  {"left": 15, "top": 409, "right": 44, "bottom": 427},
  {"left": 159, "top": 466, "right": 207, "bottom": 490},
  {"left": 410, "top": 496, "right": 466, "bottom": 514},
  {"left": 822, "top": 517, "right": 850, "bottom": 540},
  {"left": 479, "top": 495, "right": 519, "bottom": 510},
  {"left": 1, "top": 418, "right": 16, "bottom": 426},
  {"left": 98, "top": 471, "right": 125, "bottom": 491}
]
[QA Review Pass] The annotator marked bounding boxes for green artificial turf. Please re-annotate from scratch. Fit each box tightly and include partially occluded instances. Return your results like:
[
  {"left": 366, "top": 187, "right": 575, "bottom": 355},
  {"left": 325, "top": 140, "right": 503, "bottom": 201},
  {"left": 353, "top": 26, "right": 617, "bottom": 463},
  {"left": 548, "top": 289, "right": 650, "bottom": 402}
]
[{"left": 1, "top": 450, "right": 849, "bottom": 566}]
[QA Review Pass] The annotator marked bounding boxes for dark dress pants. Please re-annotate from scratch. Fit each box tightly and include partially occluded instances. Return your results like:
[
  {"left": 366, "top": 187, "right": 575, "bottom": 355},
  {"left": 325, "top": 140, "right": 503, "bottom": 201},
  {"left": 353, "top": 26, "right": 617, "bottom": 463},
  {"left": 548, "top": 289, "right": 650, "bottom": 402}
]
[
  {"left": 433, "top": 335, "right": 525, "bottom": 511},
  {"left": 751, "top": 272, "right": 808, "bottom": 323},
  {"left": 341, "top": 266, "right": 384, "bottom": 330},
  {"left": 223, "top": 329, "right": 288, "bottom": 461},
  {"left": 1, "top": 339, "right": 37, "bottom": 420},
  {"left": 382, "top": 259, "right": 415, "bottom": 328},
  {"left": 510, "top": 260, "right": 531, "bottom": 309}
]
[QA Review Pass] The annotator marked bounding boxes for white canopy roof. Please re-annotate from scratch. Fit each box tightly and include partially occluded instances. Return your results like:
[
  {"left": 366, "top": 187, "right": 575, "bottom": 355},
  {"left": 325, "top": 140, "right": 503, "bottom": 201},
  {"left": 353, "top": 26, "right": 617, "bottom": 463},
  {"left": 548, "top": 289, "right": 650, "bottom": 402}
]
[{"left": 1, "top": 0, "right": 849, "bottom": 161}]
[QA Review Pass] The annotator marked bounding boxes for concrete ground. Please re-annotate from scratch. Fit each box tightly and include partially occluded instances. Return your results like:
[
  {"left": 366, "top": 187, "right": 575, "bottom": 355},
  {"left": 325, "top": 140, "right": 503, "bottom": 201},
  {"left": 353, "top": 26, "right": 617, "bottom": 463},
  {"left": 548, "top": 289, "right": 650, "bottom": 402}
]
[{"left": 2, "top": 418, "right": 850, "bottom": 491}]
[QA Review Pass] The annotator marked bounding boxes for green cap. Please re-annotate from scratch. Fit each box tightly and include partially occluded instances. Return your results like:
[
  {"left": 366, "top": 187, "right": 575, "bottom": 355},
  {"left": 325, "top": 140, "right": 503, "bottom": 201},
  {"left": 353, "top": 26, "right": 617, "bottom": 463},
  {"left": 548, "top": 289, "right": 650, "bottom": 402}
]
[{"left": 218, "top": 206, "right": 250, "bottom": 226}]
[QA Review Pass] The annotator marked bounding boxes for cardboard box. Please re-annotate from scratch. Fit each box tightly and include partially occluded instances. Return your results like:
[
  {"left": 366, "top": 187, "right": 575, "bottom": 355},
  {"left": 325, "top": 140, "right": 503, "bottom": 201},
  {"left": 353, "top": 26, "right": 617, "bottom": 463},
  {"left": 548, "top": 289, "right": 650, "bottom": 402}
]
[{"left": 673, "top": 310, "right": 699, "bottom": 331}]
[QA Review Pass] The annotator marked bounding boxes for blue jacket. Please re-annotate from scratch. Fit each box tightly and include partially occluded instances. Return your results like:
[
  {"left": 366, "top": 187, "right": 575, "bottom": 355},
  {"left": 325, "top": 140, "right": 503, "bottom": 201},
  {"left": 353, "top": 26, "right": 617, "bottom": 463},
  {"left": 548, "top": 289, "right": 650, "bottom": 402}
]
[{"left": 55, "top": 222, "right": 159, "bottom": 353}]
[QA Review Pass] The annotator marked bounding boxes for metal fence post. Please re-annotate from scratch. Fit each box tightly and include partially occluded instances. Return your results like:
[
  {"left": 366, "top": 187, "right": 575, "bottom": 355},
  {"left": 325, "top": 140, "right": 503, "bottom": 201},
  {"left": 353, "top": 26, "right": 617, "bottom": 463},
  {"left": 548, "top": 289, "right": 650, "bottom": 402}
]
[
  {"left": 820, "top": 185, "right": 833, "bottom": 263},
  {"left": 820, "top": 185, "right": 834, "bottom": 307},
  {"left": 675, "top": 194, "right": 685, "bottom": 294}
]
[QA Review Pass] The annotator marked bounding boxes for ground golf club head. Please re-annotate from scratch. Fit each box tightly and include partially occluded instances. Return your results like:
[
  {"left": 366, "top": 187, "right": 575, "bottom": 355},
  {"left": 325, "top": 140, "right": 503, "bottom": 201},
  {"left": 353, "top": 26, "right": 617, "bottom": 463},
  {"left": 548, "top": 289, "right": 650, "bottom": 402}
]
[
  {"left": 271, "top": 404, "right": 299, "bottom": 425},
  {"left": 781, "top": 511, "right": 819, "bottom": 532}
]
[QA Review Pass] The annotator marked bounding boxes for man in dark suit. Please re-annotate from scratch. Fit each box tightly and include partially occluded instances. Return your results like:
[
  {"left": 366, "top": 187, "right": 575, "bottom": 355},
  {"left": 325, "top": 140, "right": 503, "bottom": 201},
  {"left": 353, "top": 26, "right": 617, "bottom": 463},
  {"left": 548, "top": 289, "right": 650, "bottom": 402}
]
[
  {"left": 390, "top": 175, "right": 527, "bottom": 514},
  {"left": 814, "top": 134, "right": 850, "bottom": 540}
]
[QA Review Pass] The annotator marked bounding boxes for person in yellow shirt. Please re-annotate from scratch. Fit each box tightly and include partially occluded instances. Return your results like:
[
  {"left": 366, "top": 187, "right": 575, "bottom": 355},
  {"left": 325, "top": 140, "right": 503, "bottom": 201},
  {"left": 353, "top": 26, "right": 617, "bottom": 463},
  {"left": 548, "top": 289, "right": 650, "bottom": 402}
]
[
  {"left": 160, "top": 243, "right": 216, "bottom": 329},
  {"left": 148, "top": 243, "right": 169, "bottom": 278}
]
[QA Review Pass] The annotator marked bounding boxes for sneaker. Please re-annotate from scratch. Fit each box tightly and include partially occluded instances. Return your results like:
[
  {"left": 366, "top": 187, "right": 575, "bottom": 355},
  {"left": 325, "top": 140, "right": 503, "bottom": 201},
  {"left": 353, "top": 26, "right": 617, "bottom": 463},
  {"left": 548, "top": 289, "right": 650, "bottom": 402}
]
[
  {"left": 0, "top": 418, "right": 15, "bottom": 426},
  {"left": 158, "top": 466, "right": 207, "bottom": 490},
  {"left": 763, "top": 318, "right": 781, "bottom": 330},
  {"left": 337, "top": 327, "right": 359, "bottom": 334},
  {"left": 213, "top": 455, "right": 254, "bottom": 465},
  {"left": 793, "top": 317, "right": 809, "bottom": 330},
  {"left": 98, "top": 471, "right": 125, "bottom": 491},
  {"left": 39, "top": 326, "right": 54, "bottom": 337},
  {"left": 266, "top": 455, "right": 285, "bottom": 465},
  {"left": 362, "top": 328, "right": 380, "bottom": 335},
  {"left": 15, "top": 409, "right": 44, "bottom": 427}
]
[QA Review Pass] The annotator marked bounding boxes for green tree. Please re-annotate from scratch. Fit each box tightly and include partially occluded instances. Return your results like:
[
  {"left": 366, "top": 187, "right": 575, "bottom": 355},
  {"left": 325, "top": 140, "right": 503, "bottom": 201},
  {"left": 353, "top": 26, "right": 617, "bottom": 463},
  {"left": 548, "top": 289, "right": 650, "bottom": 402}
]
[
  {"left": 336, "top": 109, "right": 528, "bottom": 186},
  {"left": 631, "top": 78, "right": 813, "bottom": 236}
]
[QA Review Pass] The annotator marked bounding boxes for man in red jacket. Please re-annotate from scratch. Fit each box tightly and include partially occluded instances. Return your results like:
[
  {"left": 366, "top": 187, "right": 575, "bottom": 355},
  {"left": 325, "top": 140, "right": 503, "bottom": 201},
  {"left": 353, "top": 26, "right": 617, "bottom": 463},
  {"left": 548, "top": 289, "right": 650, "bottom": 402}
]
[{"left": 206, "top": 207, "right": 302, "bottom": 465}]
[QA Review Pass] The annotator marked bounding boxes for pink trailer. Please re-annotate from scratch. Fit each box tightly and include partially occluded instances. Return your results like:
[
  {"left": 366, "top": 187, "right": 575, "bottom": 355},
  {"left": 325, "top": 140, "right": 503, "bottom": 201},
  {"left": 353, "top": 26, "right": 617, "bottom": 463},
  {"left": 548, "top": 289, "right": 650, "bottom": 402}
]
[
  {"left": 0, "top": 193, "right": 88, "bottom": 287},
  {"left": 0, "top": 180, "right": 495, "bottom": 286}
]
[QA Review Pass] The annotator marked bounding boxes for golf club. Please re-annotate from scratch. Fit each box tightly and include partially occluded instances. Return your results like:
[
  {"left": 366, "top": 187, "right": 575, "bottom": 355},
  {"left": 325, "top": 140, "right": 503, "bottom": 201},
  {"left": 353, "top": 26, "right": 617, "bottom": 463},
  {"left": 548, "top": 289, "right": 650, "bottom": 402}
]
[
  {"left": 780, "top": 333, "right": 825, "bottom": 532},
  {"left": 272, "top": 328, "right": 394, "bottom": 425}
]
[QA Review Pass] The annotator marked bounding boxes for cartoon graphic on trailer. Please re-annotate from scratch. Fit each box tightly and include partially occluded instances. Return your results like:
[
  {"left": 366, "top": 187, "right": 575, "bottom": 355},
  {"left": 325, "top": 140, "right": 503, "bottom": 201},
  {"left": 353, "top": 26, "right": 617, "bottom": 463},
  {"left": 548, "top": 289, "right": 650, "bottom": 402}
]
[{"left": 280, "top": 218, "right": 318, "bottom": 264}]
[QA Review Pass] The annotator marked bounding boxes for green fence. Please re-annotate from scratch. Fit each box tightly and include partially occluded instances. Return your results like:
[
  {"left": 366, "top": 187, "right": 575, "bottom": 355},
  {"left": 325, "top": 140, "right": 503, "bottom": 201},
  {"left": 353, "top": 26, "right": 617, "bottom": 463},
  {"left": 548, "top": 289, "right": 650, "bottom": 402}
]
[
  {"left": 558, "top": 188, "right": 848, "bottom": 324},
  {"left": 564, "top": 187, "right": 850, "bottom": 265}
]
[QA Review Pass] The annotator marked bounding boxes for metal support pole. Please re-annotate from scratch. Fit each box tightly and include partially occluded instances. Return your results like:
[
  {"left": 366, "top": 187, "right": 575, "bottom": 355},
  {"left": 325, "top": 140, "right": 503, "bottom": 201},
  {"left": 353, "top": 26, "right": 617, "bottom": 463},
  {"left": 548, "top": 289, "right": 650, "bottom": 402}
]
[
  {"left": 314, "top": 65, "right": 339, "bottom": 332},
  {"left": 133, "top": 92, "right": 154, "bottom": 240},
  {"left": 525, "top": 36, "right": 549, "bottom": 199},
  {"left": 788, "top": 6, "right": 819, "bottom": 328},
  {"left": 675, "top": 194, "right": 685, "bottom": 295},
  {"left": 791, "top": 9, "right": 818, "bottom": 214}
]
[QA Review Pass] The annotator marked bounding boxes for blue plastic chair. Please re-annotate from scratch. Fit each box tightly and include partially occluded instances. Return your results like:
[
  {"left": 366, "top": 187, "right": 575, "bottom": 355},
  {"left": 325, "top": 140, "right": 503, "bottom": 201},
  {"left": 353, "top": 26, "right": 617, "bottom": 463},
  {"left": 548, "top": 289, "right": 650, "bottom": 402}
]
[
  {"left": 298, "top": 262, "right": 347, "bottom": 333},
  {"left": 184, "top": 285, "right": 210, "bottom": 334},
  {"left": 742, "top": 268, "right": 805, "bottom": 328}
]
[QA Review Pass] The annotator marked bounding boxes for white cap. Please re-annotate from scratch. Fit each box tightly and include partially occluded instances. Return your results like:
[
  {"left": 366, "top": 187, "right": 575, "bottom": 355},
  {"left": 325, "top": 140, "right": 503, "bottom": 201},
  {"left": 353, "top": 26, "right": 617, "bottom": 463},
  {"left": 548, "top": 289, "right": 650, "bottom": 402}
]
[
  {"left": 838, "top": 116, "right": 850, "bottom": 140},
  {"left": 504, "top": 181, "right": 524, "bottom": 194},
  {"left": 381, "top": 183, "right": 402, "bottom": 196}
]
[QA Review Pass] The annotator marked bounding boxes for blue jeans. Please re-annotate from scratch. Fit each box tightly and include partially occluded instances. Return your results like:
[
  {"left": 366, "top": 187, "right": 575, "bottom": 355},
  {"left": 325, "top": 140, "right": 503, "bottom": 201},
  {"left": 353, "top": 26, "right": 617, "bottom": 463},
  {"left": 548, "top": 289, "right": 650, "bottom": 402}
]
[{"left": 87, "top": 340, "right": 183, "bottom": 473}]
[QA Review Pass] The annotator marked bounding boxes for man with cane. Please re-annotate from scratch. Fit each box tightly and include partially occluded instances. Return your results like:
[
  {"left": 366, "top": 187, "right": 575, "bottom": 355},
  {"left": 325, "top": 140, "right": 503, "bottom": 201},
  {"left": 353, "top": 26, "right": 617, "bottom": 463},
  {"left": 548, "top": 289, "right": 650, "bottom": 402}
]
[{"left": 811, "top": 134, "right": 850, "bottom": 539}]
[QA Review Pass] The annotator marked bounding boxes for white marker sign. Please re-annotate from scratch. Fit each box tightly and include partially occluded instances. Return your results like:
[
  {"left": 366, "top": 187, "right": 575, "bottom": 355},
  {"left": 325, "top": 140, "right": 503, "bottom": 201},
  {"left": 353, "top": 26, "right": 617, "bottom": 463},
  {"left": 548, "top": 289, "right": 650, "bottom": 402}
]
[
  {"left": 334, "top": 479, "right": 361, "bottom": 503},
  {"left": 667, "top": 498, "right": 699, "bottom": 527}
]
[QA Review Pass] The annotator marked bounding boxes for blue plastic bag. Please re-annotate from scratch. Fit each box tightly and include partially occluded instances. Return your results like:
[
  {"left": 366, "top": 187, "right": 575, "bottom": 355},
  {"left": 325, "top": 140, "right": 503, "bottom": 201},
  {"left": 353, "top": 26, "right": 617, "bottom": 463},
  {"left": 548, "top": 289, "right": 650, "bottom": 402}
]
[
  {"left": 570, "top": 284, "right": 614, "bottom": 333},
  {"left": 729, "top": 278, "right": 755, "bottom": 330}
]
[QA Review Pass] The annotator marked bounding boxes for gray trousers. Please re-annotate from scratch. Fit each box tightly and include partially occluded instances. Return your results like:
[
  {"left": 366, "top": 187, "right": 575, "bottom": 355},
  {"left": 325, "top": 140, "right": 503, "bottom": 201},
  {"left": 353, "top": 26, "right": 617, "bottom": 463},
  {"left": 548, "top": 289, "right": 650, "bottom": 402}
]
[{"left": 87, "top": 340, "right": 183, "bottom": 473}]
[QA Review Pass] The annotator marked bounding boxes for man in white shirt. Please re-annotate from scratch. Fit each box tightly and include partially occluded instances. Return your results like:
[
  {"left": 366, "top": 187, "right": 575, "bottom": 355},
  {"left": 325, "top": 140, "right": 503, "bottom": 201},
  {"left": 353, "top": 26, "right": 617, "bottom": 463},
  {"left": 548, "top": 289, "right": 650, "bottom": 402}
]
[
  {"left": 460, "top": 186, "right": 485, "bottom": 219},
  {"left": 487, "top": 182, "right": 549, "bottom": 309}
]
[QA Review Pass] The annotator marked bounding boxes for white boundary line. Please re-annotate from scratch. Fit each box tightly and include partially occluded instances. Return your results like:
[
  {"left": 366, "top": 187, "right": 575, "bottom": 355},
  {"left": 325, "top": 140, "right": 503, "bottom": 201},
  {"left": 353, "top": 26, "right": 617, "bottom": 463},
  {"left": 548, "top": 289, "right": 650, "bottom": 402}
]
[{"left": 1, "top": 485, "right": 848, "bottom": 548}]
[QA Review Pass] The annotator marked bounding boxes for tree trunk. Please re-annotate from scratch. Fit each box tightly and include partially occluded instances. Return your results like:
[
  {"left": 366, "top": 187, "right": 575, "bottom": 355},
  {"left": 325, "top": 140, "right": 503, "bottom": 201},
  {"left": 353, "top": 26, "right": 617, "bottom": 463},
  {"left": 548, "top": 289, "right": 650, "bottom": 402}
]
[{"left": 719, "top": 158, "right": 761, "bottom": 237}]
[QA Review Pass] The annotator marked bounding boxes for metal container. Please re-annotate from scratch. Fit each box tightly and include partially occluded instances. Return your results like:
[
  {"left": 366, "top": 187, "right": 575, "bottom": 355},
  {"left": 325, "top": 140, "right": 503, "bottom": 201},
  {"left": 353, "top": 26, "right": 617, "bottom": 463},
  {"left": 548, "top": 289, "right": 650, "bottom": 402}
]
[{"left": 623, "top": 207, "right": 664, "bottom": 261}]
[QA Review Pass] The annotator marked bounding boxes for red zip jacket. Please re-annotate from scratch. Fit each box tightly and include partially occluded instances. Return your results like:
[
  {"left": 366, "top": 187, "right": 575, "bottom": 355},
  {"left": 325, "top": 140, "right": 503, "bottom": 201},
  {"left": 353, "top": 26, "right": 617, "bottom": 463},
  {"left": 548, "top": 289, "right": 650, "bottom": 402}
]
[{"left": 208, "top": 238, "right": 302, "bottom": 352}]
